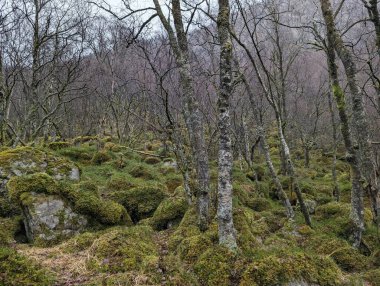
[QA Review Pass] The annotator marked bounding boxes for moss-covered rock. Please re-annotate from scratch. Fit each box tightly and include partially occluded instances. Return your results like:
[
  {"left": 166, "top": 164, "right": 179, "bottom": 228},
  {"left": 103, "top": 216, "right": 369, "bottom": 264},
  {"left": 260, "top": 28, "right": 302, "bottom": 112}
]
[
  {"left": 329, "top": 247, "right": 370, "bottom": 272},
  {"left": 246, "top": 197, "right": 272, "bottom": 212},
  {"left": 0, "top": 247, "right": 54, "bottom": 285},
  {"left": 164, "top": 173, "right": 183, "bottom": 193},
  {"left": 240, "top": 252, "right": 342, "bottom": 286},
  {"left": 47, "top": 141, "right": 71, "bottom": 150},
  {"left": 194, "top": 246, "right": 238, "bottom": 286},
  {"left": 91, "top": 150, "right": 112, "bottom": 165},
  {"left": 73, "top": 191, "right": 132, "bottom": 226},
  {"left": 87, "top": 226, "right": 159, "bottom": 273},
  {"left": 57, "top": 146, "right": 94, "bottom": 162},
  {"left": 144, "top": 156, "right": 161, "bottom": 165},
  {"left": 177, "top": 234, "right": 212, "bottom": 264},
  {"left": 150, "top": 195, "right": 188, "bottom": 230},
  {"left": 315, "top": 202, "right": 372, "bottom": 239},
  {"left": 111, "top": 186, "right": 167, "bottom": 222},
  {"left": 0, "top": 217, "right": 23, "bottom": 246},
  {"left": 128, "top": 163, "right": 156, "bottom": 180},
  {"left": 0, "top": 147, "right": 80, "bottom": 198}
]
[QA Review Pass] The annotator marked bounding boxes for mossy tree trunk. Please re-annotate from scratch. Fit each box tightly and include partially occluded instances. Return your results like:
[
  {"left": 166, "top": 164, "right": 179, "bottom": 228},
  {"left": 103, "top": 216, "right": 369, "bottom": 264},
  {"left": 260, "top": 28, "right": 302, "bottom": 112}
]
[
  {"left": 321, "top": 0, "right": 365, "bottom": 247},
  {"left": 327, "top": 88, "right": 340, "bottom": 201},
  {"left": 217, "top": 0, "right": 237, "bottom": 250},
  {"left": 320, "top": 0, "right": 379, "bottom": 231},
  {"left": 153, "top": 0, "right": 210, "bottom": 231}
]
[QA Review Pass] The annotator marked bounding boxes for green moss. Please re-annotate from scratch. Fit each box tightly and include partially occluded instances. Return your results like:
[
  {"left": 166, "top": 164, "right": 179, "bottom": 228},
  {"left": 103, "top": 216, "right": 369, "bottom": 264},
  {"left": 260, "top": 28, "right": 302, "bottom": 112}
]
[
  {"left": 57, "top": 146, "right": 95, "bottom": 162},
  {"left": 47, "top": 142, "right": 71, "bottom": 150},
  {"left": 0, "top": 247, "right": 54, "bottom": 285},
  {"left": 127, "top": 163, "right": 156, "bottom": 180},
  {"left": 330, "top": 247, "right": 370, "bottom": 272},
  {"left": 87, "top": 226, "right": 158, "bottom": 273},
  {"left": 363, "top": 269, "right": 380, "bottom": 286},
  {"left": 61, "top": 231, "right": 101, "bottom": 253},
  {"left": 91, "top": 150, "right": 112, "bottom": 165},
  {"left": 7, "top": 173, "right": 58, "bottom": 203},
  {"left": 144, "top": 156, "right": 161, "bottom": 165},
  {"left": 150, "top": 196, "right": 188, "bottom": 230},
  {"left": 177, "top": 235, "right": 212, "bottom": 264},
  {"left": 164, "top": 173, "right": 183, "bottom": 193},
  {"left": 194, "top": 246, "right": 238, "bottom": 286},
  {"left": 111, "top": 186, "right": 167, "bottom": 222},
  {"left": 0, "top": 217, "right": 23, "bottom": 246},
  {"left": 246, "top": 197, "right": 272, "bottom": 212},
  {"left": 106, "top": 174, "right": 136, "bottom": 192},
  {"left": 240, "top": 252, "right": 341, "bottom": 286},
  {"left": 0, "top": 147, "right": 78, "bottom": 177},
  {"left": 74, "top": 192, "right": 132, "bottom": 226},
  {"left": 315, "top": 202, "right": 372, "bottom": 238}
]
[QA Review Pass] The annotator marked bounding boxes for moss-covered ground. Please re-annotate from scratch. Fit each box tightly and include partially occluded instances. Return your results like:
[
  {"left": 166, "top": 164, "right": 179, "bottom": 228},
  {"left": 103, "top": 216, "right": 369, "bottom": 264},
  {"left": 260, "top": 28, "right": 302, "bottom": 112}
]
[{"left": 0, "top": 136, "right": 379, "bottom": 285}]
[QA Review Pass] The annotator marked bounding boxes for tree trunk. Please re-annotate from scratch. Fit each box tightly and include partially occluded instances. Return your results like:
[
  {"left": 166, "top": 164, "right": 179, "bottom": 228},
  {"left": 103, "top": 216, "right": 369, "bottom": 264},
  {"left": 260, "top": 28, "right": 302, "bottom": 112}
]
[
  {"left": 153, "top": 0, "right": 211, "bottom": 231},
  {"left": 321, "top": 0, "right": 365, "bottom": 246},
  {"left": 327, "top": 88, "right": 340, "bottom": 201},
  {"left": 217, "top": 0, "right": 237, "bottom": 250}
]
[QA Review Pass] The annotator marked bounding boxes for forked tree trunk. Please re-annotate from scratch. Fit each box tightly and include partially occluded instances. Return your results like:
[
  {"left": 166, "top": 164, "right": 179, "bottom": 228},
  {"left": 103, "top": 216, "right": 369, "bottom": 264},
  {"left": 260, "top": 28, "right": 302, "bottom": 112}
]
[
  {"left": 217, "top": 0, "right": 237, "bottom": 250},
  {"left": 153, "top": 0, "right": 211, "bottom": 231}
]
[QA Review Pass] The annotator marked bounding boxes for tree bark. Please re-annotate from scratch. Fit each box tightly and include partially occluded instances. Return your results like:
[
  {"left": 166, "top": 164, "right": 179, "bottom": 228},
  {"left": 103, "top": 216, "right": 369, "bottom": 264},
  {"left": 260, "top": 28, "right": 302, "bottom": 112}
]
[
  {"left": 217, "top": 0, "right": 237, "bottom": 250},
  {"left": 320, "top": 0, "right": 379, "bottom": 230},
  {"left": 321, "top": 0, "right": 365, "bottom": 247},
  {"left": 153, "top": 0, "right": 211, "bottom": 230}
]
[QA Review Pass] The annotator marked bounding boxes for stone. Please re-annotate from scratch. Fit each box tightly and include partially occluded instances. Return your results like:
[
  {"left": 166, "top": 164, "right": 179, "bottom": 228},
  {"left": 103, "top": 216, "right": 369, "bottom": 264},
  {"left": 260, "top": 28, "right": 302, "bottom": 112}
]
[
  {"left": 22, "top": 192, "right": 87, "bottom": 245},
  {"left": 0, "top": 147, "right": 80, "bottom": 196}
]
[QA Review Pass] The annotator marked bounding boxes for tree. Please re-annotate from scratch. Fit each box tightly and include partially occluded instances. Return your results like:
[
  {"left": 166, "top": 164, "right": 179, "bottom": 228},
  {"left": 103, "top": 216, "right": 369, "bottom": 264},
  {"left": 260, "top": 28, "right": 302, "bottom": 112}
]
[{"left": 217, "top": 0, "right": 237, "bottom": 250}]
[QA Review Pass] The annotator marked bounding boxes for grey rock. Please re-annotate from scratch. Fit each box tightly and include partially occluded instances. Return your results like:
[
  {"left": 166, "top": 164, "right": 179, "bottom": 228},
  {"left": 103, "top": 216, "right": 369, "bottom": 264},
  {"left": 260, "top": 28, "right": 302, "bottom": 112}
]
[{"left": 23, "top": 192, "right": 87, "bottom": 244}]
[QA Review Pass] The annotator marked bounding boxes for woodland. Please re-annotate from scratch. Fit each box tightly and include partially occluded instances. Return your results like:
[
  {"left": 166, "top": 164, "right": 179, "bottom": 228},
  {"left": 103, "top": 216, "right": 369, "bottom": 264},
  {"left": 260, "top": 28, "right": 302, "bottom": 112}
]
[{"left": 0, "top": 0, "right": 380, "bottom": 285}]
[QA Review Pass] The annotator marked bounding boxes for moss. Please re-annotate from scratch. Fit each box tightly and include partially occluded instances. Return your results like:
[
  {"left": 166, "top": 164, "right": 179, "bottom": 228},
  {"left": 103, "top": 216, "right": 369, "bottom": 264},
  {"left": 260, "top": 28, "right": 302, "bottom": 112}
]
[
  {"left": 144, "top": 156, "right": 161, "bottom": 165},
  {"left": 0, "top": 247, "right": 54, "bottom": 285},
  {"left": 87, "top": 226, "right": 159, "bottom": 273},
  {"left": 363, "top": 269, "right": 380, "bottom": 286},
  {"left": 61, "top": 231, "right": 101, "bottom": 253},
  {"left": 76, "top": 180, "right": 98, "bottom": 194},
  {"left": 315, "top": 202, "right": 372, "bottom": 238},
  {"left": 194, "top": 246, "right": 238, "bottom": 286},
  {"left": 128, "top": 163, "right": 157, "bottom": 180},
  {"left": 330, "top": 247, "right": 370, "bottom": 272},
  {"left": 47, "top": 141, "right": 71, "bottom": 150},
  {"left": 177, "top": 235, "right": 212, "bottom": 264},
  {"left": 107, "top": 174, "right": 137, "bottom": 192},
  {"left": 74, "top": 192, "right": 132, "bottom": 226},
  {"left": 246, "top": 197, "right": 272, "bottom": 212},
  {"left": 0, "top": 196, "right": 20, "bottom": 217},
  {"left": 164, "top": 173, "right": 183, "bottom": 193},
  {"left": 373, "top": 249, "right": 380, "bottom": 267},
  {"left": 0, "top": 217, "right": 22, "bottom": 246},
  {"left": 104, "top": 142, "right": 121, "bottom": 152},
  {"left": 233, "top": 207, "right": 263, "bottom": 256},
  {"left": 0, "top": 147, "right": 78, "bottom": 177},
  {"left": 240, "top": 252, "right": 341, "bottom": 286},
  {"left": 73, "top": 135, "right": 98, "bottom": 145},
  {"left": 169, "top": 208, "right": 201, "bottom": 251},
  {"left": 111, "top": 186, "right": 167, "bottom": 222},
  {"left": 7, "top": 173, "right": 58, "bottom": 203},
  {"left": 150, "top": 196, "right": 188, "bottom": 230},
  {"left": 57, "top": 146, "right": 95, "bottom": 162},
  {"left": 91, "top": 150, "right": 112, "bottom": 165}
]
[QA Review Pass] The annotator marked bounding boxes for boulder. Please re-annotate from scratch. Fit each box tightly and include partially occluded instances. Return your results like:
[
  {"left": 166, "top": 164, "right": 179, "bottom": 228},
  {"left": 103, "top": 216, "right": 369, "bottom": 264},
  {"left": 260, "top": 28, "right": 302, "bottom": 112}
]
[
  {"left": 0, "top": 146, "right": 80, "bottom": 197},
  {"left": 7, "top": 173, "right": 87, "bottom": 245},
  {"left": 22, "top": 192, "right": 87, "bottom": 245}
]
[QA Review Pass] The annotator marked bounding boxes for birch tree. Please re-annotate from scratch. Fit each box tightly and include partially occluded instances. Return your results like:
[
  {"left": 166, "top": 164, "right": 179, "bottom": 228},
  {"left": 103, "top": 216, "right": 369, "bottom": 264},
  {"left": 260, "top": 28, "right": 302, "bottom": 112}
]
[{"left": 217, "top": 0, "right": 237, "bottom": 250}]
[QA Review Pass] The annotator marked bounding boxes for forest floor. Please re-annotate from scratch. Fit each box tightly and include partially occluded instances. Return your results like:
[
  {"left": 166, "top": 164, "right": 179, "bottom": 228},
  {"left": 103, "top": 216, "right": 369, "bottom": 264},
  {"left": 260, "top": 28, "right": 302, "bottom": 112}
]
[{"left": 1, "top": 136, "right": 380, "bottom": 285}]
